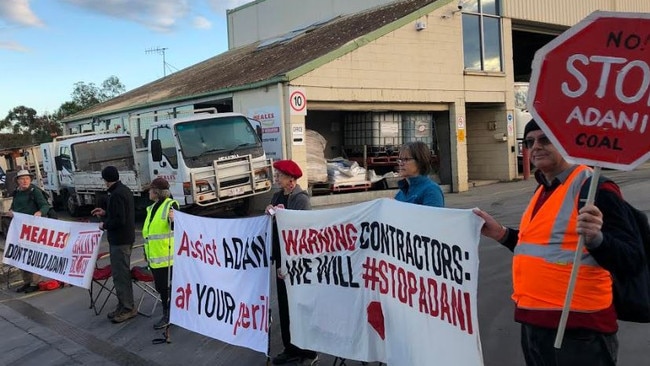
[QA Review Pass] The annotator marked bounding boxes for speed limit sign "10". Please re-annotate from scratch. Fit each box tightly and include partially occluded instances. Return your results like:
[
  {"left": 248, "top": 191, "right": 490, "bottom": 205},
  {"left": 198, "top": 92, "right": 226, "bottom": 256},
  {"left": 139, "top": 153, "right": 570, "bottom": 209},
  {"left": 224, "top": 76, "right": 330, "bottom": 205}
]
[{"left": 289, "top": 88, "right": 307, "bottom": 116}]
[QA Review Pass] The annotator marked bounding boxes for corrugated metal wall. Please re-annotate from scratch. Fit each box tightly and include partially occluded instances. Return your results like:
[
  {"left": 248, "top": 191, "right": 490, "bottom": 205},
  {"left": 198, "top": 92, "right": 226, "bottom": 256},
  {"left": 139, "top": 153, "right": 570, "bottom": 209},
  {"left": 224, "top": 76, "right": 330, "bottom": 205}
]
[
  {"left": 615, "top": 0, "right": 650, "bottom": 12},
  {"left": 504, "top": 0, "right": 650, "bottom": 27}
]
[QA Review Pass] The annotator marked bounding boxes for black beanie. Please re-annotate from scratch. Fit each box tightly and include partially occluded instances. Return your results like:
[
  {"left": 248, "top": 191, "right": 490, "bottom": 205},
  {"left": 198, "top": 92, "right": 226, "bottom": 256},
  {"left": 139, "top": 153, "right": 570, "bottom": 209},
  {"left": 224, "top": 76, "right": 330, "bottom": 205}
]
[
  {"left": 523, "top": 119, "right": 541, "bottom": 139},
  {"left": 101, "top": 166, "right": 119, "bottom": 182}
]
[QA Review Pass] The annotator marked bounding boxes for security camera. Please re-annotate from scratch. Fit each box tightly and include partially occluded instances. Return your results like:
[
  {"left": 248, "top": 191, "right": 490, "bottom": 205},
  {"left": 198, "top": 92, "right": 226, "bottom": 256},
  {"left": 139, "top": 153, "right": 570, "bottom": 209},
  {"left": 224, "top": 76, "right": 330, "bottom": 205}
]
[{"left": 457, "top": 0, "right": 464, "bottom": 10}]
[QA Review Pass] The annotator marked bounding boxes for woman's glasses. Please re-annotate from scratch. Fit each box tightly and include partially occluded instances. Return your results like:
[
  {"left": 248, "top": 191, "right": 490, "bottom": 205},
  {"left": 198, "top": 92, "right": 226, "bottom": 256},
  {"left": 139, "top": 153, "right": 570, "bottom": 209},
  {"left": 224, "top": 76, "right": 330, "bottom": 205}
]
[
  {"left": 397, "top": 157, "right": 415, "bottom": 164},
  {"left": 523, "top": 135, "right": 551, "bottom": 149}
]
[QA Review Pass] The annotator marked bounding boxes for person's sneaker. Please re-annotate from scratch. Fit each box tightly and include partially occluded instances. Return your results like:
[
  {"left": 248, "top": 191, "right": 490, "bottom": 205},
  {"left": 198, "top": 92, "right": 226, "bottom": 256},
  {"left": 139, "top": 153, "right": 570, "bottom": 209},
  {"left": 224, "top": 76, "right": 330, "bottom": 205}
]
[
  {"left": 23, "top": 285, "right": 39, "bottom": 293},
  {"left": 111, "top": 308, "right": 137, "bottom": 323},
  {"left": 15, "top": 284, "right": 30, "bottom": 293},
  {"left": 107, "top": 305, "right": 124, "bottom": 320},
  {"left": 272, "top": 351, "right": 301, "bottom": 365},
  {"left": 153, "top": 315, "right": 169, "bottom": 330}
]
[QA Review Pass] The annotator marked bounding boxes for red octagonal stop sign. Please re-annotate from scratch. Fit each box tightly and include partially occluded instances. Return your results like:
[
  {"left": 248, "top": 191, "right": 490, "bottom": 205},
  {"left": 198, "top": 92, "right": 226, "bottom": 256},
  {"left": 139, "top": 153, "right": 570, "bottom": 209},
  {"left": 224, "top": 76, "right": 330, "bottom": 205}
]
[{"left": 529, "top": 11, "right": 650, "bottom": 171}]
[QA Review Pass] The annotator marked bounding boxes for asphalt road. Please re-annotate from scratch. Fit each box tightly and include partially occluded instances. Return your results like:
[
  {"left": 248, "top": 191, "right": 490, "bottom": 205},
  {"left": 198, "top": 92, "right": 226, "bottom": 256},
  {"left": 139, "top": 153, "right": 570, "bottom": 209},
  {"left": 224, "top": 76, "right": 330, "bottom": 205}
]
[{"left": 1, "top": 164, "right": 649, "bottom": 366}]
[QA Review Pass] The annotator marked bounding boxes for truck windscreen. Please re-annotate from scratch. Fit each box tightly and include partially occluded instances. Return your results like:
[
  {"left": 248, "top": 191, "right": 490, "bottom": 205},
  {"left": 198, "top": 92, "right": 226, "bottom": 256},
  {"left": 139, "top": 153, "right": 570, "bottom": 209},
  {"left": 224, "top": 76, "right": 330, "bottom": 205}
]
[{"left": 176, "top": 116, "right": 259, "bottom": 158}]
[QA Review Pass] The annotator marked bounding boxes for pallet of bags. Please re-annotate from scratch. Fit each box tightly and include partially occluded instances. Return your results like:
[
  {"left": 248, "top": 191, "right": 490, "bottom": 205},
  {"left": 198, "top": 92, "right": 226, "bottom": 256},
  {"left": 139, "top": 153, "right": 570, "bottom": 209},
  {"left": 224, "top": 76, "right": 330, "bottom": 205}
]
[{"left": 326, "top": 158, "right": 381, "bottom": 192}]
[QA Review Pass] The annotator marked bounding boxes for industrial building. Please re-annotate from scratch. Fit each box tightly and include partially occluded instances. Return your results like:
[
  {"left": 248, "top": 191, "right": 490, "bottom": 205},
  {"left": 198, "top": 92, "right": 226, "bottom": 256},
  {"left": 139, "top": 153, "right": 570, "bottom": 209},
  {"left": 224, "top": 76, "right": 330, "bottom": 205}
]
[{"left": 61, "top": 0, "right": 650, "bottom": 195}]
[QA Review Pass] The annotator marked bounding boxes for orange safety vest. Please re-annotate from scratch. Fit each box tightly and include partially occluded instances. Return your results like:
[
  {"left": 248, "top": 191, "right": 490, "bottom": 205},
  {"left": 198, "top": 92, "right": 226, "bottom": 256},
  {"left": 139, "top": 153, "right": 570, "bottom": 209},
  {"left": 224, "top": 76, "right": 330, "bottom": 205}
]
[{"left": 512, "top": 165, "right": 613, "bottom": 312}]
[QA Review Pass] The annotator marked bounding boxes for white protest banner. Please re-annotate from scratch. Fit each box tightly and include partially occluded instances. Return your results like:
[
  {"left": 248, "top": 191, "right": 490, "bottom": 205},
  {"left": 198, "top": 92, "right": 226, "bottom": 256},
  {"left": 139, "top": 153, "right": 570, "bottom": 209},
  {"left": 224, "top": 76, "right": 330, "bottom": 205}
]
[
  {"left": 171, "top": 211, "right": 272, "bottom": 354},
  {"left": 276, "top": 198, "right": 484, "bottom": 365},
  {"left": 2, "top": 212, "right": 104, "bottom": 289}
]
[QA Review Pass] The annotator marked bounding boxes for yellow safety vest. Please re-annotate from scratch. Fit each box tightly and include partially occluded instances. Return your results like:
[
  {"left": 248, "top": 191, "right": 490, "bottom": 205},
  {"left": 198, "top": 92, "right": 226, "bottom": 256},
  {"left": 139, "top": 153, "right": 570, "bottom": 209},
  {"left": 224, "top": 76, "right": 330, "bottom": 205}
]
[{"left": 143, "top": 198, "right": 177, "bottom": 269}]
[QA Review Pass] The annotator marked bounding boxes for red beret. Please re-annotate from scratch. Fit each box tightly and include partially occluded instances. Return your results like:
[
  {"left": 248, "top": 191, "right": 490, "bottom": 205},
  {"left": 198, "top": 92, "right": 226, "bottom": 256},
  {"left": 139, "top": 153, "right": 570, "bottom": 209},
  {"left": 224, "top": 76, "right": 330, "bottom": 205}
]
[
  {"left": 149, "top": 177, "right": 170, "bottom": 190},
  {"left": 273, "top": 160, "right": 302, "bottom": 179}
]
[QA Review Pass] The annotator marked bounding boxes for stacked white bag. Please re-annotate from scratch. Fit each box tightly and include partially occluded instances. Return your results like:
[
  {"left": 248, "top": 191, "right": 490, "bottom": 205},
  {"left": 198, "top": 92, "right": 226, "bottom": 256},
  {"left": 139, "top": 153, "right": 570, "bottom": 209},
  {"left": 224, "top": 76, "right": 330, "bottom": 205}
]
[{"left": 306, "top": 129, "right": 328, "bottom": 183}]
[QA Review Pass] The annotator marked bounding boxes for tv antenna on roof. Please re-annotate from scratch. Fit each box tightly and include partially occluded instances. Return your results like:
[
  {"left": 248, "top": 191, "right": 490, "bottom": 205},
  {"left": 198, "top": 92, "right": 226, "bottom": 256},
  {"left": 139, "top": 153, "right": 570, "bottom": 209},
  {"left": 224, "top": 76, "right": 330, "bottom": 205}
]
[{"left": 145, "top": 47, "right": 169, "bottom": 77}]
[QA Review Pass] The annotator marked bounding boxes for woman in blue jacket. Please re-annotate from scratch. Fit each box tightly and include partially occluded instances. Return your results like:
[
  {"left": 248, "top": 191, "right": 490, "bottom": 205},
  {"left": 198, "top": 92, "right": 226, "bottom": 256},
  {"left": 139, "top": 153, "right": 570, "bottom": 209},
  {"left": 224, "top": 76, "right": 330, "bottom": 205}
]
[{"left": 394, "top": 141, "right": 444, "bottom": 207}]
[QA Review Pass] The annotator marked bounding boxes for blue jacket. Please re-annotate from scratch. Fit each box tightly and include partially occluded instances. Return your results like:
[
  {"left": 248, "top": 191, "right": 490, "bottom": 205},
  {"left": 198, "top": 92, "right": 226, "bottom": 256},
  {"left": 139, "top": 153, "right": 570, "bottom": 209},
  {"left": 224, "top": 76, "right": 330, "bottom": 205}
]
[{"left": 395, "top": 175, "right": 444, "bottom": 207}]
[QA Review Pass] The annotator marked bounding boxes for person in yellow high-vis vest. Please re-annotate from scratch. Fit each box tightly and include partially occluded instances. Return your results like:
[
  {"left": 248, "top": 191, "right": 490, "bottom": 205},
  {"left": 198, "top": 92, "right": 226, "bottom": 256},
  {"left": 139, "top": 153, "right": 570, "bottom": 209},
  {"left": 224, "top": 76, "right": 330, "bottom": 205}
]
[
  {"left": 142, "top": 177, "right": 178, "bottom": 330},
  {"left": 474, "top": 119, "right": 643, "bottom": 366}
]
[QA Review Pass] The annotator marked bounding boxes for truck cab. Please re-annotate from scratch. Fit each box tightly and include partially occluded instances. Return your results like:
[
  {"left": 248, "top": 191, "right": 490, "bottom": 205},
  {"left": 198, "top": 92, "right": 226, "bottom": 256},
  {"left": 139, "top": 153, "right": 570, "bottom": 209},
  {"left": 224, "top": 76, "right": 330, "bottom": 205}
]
[{"left": 147, "top": 112, "right": 273, "bottom": 216}]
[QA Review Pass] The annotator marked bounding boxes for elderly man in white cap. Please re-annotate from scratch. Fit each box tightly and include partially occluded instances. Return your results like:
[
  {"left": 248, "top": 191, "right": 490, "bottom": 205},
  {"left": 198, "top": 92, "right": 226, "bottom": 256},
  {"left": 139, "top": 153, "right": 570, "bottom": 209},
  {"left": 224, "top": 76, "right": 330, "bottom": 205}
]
[{"left": 9, "top": 169, "right": 52, "bottom": 293}]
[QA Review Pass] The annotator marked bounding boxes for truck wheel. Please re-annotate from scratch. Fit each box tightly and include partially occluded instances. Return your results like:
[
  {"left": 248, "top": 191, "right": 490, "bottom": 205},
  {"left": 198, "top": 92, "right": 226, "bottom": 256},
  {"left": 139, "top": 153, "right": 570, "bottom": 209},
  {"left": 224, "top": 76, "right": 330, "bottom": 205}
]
[
  {"left": 67, "top": 195, "right": 82, "bottom": 217},
  {"left": 233, "top": 198, "right": 250, "bottom": 217}
]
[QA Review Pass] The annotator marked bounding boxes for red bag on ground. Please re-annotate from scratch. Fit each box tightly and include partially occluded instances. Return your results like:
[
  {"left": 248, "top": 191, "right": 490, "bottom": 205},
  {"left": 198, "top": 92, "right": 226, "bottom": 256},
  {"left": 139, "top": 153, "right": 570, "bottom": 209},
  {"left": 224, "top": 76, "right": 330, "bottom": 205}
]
[{"left": 38, "top": 280, "right": 64, "bottom": 291}]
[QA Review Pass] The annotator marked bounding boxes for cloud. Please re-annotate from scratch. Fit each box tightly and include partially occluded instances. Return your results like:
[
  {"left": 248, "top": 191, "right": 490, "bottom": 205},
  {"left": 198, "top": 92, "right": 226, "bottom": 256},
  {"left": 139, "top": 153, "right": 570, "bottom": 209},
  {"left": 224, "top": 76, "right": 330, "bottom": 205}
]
[
  {"left": 64, "top": 0, "right": 191, "bottom": 32},
  {"left": 207, "top": 0, "right": 252, "bottom": 16},
  {"left": 0, "top": 40, "right": 28, "bottom": 52},
  {"left": 58, "top": 0, "right": 252, "bottom": 32},
  {"left": 0, "top": 0, "right": 44, "bottom": 27},
  {"left": 192, "top": 16, "right": 211, "bottom": 30}
]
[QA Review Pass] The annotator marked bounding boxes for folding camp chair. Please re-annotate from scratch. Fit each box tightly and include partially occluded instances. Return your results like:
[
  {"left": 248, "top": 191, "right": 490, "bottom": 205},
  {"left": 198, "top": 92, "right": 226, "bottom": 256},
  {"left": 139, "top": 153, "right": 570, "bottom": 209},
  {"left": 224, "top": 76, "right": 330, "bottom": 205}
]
[
  {"left": 88, "top": 252, "right": 116, "bottom": 315},
  {"left": 131, "top": 265, "right": 161, "bottom": 317}
]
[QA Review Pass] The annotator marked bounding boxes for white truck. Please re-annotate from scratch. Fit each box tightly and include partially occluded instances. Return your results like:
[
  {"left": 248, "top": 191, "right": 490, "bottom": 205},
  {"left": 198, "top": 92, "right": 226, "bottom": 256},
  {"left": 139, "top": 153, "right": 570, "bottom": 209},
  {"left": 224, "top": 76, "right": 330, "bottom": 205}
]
[
  {"left": 514, "top": 82, "right": 533, "bottom": 172},
  {"left": 41, "top": 111, "right": 274, "bottom": 217},
  {"left": 41, "top": 132, "right": 141, "bottom": 216}
]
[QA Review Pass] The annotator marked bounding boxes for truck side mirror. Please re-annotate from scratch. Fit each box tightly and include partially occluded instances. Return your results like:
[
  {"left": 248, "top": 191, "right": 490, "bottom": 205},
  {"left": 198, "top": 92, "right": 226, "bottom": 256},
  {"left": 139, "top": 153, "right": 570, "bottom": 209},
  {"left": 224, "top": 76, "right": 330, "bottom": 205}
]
[
  {"left": 151, "top": 139, "right": 163, "bottom": 162},
  {"left": 256, "top": 125, "right": 262, "bottom": 141},
  {"left": 54, "top": 156, "right": 63, "bottom": 171}
]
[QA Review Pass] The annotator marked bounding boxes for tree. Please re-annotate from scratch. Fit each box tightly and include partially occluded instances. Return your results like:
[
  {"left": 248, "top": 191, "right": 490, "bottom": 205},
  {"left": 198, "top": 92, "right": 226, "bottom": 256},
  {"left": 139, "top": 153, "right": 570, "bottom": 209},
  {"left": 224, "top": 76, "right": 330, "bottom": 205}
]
[
  {"left": 1, "top": 106, "right": 63, "bottom": 145},
  {"left": 33, "top": 114, "right": 63, "bottom": 142},
  {"left": 5, "top": 106, "right": 38, "bottom": 134},
  {"left": 71, "top": 75, "right": 125, "bottom": 110},
  {"left": 71, "top": 82, "right": 101, "bottom": 109},
  {"left": 0, "top": 76, "right": 126, "bottom": 144},
  {"left": 99, "top": 75, "right": 126, "bottom": 101},
  {"left": 54, "top": 101, "right": 84, "bottom": 121}
]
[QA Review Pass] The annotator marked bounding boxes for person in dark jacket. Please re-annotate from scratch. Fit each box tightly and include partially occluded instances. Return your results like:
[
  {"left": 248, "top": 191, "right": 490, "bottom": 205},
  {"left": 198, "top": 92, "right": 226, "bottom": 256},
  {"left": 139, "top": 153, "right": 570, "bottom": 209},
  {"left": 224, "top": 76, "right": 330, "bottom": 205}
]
[
  {"left": 91, "top": 166, "right": 137, "bottom": 324},
  {"left": 10, "top": 169, "right": 52, "bottom": 293},
  {"left": 394, "top": 141, "right": 444, "bottom": 207},
  {"left": 265, "top": 160, "right": 318, "bottom": 365},
  {"left": 473, "top": 119, "right": 643, "bottom": 365}
]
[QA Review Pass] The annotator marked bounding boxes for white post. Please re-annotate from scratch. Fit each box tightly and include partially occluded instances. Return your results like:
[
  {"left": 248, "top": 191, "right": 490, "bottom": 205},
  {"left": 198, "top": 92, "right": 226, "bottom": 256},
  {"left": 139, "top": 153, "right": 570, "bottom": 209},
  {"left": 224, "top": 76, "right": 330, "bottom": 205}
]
[{"left": 554, "top": 165, "right": 602, "bottom": 348}]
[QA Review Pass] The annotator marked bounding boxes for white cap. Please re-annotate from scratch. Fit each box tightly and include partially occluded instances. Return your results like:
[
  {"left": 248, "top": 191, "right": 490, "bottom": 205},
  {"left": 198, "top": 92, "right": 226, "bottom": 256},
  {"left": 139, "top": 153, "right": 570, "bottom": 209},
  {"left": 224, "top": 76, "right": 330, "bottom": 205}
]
[{"left": 16, "top": 169, "right": 32, "bottom": 180}]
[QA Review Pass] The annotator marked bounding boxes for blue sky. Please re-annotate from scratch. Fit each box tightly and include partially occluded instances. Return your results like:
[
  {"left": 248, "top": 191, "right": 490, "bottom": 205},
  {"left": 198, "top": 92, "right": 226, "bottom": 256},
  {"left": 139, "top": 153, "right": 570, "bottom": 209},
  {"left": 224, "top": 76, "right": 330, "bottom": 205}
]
[{"left": 0, "top": 0, "right": 251, "bottom": 117}]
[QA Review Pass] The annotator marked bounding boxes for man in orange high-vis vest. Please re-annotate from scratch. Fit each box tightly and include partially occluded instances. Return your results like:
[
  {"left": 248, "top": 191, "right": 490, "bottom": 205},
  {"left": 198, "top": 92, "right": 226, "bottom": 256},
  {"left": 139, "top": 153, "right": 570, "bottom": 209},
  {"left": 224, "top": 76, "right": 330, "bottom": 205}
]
[{"left": 474, "top": 119, "right": 644, "bottom": 366}]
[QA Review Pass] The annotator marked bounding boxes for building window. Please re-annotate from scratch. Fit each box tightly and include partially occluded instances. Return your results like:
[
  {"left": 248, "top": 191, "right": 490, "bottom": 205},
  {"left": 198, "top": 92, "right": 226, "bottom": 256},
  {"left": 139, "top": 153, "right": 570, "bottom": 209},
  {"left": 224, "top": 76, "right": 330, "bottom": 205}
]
[{"left": 462, "top": 0, "right": 503, "bottom": 72}]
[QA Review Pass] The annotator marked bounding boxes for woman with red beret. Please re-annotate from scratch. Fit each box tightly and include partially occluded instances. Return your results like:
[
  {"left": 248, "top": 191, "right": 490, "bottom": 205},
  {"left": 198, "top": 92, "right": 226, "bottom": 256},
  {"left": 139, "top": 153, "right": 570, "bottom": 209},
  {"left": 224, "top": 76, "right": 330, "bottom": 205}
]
[{"left": 265, "top": 160, "right": 318, "bottom": 365}]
